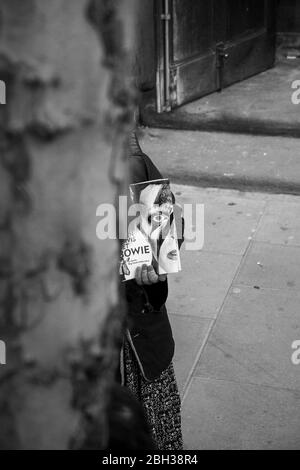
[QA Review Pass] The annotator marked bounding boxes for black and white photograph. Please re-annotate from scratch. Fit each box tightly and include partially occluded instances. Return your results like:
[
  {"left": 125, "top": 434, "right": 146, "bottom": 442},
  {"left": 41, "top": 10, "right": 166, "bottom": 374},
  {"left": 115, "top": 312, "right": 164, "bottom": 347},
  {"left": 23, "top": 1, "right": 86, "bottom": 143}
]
[{"left": 0, "top": 0, "right": 300, "bottom": 454}]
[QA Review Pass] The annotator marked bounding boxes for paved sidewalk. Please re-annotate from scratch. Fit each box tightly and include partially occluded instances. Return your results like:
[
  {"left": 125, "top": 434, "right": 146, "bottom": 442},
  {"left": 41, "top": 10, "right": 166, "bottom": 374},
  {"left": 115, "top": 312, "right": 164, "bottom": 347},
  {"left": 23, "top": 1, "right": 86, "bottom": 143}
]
[
  {"left": 139, "top": 127, "right": 300, "bottom": 195},
  {"left": 168, "top": 184, "right": 300, "bottom": 450}
]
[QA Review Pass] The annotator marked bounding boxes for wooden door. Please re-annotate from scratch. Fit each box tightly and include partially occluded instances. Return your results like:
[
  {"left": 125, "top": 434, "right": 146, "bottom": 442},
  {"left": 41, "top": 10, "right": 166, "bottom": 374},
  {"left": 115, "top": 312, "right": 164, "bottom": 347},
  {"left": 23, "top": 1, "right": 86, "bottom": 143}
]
[{"left": 156, "top": 0, "right": 276, "bottom": 112}]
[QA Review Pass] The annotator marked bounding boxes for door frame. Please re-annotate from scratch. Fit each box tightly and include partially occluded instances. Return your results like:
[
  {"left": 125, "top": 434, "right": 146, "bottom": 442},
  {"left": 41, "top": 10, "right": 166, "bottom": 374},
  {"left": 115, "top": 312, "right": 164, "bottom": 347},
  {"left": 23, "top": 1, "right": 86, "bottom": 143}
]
[{"left": 155, "top": 0, "right": 171, "bottom": 113}]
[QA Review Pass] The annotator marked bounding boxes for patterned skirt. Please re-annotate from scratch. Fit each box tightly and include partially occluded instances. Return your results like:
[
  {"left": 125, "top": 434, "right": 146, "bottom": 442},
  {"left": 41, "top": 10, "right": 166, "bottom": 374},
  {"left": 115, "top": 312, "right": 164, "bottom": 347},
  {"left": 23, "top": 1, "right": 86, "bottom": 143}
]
[{"left": 123, "top": 340, "right": 183, "bottom": 450}]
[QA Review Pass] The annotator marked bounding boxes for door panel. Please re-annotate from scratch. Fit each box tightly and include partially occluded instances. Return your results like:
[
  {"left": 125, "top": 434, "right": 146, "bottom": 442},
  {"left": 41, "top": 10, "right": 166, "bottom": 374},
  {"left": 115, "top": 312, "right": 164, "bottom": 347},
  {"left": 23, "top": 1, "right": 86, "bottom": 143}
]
[
  {"left": 226, "top": 0, "right": 265, "bottom": 40},
  {"left": 222, "top": 0, "right": 276, "bottom": 89},
  {"left": 171, "top": 0, "right": 216, "bottom": 106},
  {"left": 175, "top": 55, "right": 216, "bottom": 107},
  {"left": 173, "top": 0, "right": 214, "bottom": 60},
  {"left": 222, "top": 30, "right": 275, "bottom": 88},
  {"left": 156, "top": 0, "right": 276, "bottom": 112}
]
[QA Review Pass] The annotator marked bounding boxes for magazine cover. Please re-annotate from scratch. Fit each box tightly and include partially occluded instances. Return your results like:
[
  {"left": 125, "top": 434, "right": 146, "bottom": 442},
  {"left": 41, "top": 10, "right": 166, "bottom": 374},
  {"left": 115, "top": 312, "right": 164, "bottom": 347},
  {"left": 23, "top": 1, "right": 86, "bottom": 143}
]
[{"left": 120, "top": 178, "right": 181, "bottom": 281}]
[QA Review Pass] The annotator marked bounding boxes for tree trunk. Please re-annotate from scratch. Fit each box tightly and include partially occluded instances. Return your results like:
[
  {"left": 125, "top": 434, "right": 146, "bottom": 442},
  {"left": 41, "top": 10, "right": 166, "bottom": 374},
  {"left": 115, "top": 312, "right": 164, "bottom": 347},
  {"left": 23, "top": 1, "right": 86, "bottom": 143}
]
[{"left": 0, "top": 0, "right": 136, "bottom": 449}]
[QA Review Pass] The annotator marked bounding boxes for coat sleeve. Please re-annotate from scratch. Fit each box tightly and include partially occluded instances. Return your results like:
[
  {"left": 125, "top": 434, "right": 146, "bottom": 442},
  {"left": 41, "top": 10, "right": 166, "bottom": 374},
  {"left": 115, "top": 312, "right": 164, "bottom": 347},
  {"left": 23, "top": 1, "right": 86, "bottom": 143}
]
[{"left": 129, "top": 153, "right": 162, "bottom": 183}]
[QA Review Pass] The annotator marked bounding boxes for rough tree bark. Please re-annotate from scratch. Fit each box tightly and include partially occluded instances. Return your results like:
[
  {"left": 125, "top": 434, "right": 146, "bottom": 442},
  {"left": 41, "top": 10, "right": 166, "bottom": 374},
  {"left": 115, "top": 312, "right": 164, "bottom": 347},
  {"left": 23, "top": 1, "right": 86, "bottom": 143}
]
[{"left": 0, "top": 0, "right": 137, "bottom": 449}]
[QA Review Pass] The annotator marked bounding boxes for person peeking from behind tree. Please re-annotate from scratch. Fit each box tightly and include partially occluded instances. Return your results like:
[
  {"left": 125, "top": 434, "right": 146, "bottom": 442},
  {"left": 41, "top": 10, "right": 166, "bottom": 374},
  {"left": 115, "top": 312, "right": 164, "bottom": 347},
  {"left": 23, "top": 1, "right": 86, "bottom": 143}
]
[{"left": 118, "top": 131, "right": 184, "bottom": 451}]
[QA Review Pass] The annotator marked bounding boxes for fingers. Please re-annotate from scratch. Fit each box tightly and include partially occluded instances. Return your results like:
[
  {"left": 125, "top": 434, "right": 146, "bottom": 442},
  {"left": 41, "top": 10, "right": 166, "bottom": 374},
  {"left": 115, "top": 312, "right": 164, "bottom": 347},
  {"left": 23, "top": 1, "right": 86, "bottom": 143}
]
[
  {"left": 147, "top": 266, "right": 159, "bottom": 284},
  {"left": 135, "top": 265, "right": 160, "bottom": 285},
  {"left": 141, "top": 265, "right": 151, "bottom": 285},
  {"left": 158, "top": 274, "right": 167, "bottom": 282},
  {"left": 135, "top": 265, "right": 151, "bottom": 285}
]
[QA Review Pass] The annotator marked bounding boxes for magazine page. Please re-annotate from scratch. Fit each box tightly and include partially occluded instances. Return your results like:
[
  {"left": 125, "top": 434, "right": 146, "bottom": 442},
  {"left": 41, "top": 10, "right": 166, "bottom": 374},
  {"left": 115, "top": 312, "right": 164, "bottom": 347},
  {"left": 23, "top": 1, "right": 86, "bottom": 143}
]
[{"left": 120, "top": 179, "right": 181, "bottom": 281}]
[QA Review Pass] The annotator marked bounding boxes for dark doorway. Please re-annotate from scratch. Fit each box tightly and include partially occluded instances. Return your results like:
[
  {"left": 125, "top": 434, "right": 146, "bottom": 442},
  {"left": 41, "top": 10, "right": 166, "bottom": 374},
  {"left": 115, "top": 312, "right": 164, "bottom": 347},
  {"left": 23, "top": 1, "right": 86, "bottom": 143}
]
[{"left": 156, "top": 0, "right": 276, "bottom": 112}]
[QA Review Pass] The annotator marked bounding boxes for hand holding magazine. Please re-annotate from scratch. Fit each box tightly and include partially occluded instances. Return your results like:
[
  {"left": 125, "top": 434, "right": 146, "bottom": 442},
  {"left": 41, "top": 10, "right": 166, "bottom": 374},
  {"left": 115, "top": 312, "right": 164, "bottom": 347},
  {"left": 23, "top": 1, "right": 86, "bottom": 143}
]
[{"left": 120, "top": 179, "right": 181, "bottom": 281}]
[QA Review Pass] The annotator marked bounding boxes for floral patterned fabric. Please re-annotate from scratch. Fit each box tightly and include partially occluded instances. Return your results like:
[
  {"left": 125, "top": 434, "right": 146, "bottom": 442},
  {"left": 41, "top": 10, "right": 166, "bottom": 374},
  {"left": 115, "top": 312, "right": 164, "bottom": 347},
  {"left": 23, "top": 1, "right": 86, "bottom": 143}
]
[{"left": 123, "top": 340, "right": 183, "bottom": 450}]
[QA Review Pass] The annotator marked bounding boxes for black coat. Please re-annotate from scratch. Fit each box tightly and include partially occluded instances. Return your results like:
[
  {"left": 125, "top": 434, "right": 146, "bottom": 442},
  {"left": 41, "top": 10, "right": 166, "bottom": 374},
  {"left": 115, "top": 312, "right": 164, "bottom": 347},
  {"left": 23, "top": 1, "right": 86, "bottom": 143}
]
[{"left": 122, "top": 134, "right": 182, "bottom": 382}]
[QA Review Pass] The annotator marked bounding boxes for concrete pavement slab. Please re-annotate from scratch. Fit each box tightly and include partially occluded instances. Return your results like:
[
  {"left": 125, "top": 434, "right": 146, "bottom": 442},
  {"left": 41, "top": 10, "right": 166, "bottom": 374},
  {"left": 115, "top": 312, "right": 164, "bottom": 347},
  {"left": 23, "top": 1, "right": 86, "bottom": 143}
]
[
  {"left": 168, "top": 250, "right": 242, "bottom": 319},
  {"left": 173, "top": 184, "right": 266, "bottom": 255},
  {"left": 168, "top": 314, "right": 212, "bottom": 394},
  {"left": 194, "top": 287, "right": 300, "bottom": 390},
  {"left": 235, "top": 242, "right": 300, "bottom": 290},
  {"left": 182, "top": 377, "right": 300, "bottom": 450},
  {"left": 255, "top": 200, "right": 300, "bottom": 246}
]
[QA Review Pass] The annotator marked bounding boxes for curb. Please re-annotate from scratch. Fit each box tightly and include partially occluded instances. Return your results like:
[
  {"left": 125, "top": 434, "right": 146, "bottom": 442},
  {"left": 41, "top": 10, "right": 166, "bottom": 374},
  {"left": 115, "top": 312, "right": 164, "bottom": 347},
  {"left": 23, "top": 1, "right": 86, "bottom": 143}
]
[
  {"left": 141, "top": 107, "right": 300, "bottom": 140},
  {"left": 168, "top": 170, "right": 300, "bottom": 196}
]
